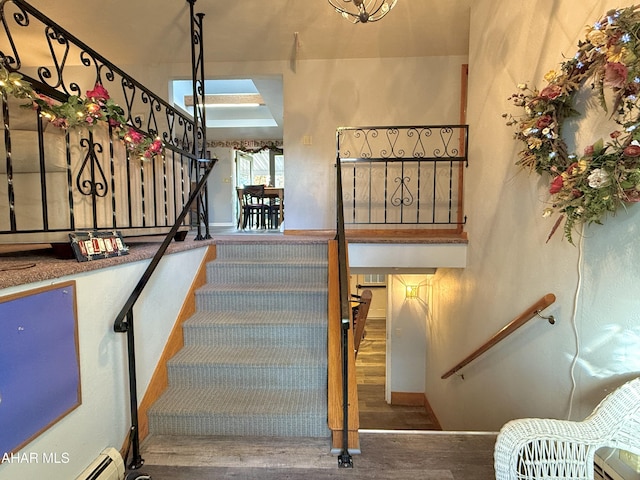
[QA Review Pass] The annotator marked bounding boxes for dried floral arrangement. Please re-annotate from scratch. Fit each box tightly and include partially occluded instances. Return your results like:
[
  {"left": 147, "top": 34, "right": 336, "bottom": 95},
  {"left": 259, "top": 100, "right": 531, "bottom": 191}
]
[{"left": 505, "top": 6, "right": 640, "bottom": 243}]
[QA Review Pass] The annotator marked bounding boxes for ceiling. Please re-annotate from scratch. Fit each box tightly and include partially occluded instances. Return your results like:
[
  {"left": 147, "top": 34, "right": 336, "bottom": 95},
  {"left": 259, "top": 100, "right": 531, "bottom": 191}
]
[{"left": 11, "top": 0, "right": 472, "bottom": 140}]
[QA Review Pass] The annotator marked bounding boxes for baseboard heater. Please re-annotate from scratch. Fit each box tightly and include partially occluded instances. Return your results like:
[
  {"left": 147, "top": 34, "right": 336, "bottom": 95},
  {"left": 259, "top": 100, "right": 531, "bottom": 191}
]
[
  {"left": 75, "top": 447, "right": 125, "bottom": 480},
  {"left": 595, "top": 448, "right": 640, "bottom": 480}
]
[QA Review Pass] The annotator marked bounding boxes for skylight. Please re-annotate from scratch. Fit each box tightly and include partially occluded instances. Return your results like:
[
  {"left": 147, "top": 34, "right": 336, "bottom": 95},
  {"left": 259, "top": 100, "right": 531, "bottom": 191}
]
[{"left": 171, "top": 79, "right": 277, "bottom": 128}]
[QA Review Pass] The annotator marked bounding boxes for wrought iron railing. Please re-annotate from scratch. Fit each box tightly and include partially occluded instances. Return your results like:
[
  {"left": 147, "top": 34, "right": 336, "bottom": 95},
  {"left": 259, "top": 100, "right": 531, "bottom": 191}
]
[
  {"left": 337, "top": 125, "right": 468, "bottom": 233},
  {"left": 334, "top": 132, "right": 354, "bottom": 469},
  {"left": 0, "top": 0, "right": 208, "bottom": 243}
]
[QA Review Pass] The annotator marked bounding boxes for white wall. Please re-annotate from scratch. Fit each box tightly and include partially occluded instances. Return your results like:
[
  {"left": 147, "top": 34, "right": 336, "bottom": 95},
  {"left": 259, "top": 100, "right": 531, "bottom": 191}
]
[
  {"left": 138, "top": 55, "right": 468, "bottom": 231},
  {"left": 388, "top": 274, "right": 431, "bottom": 397},
  {"left": 207, "top": 146, "right": 235, "bottom": 225},
  {"left": 0, "top": 248, "right": 206, "bottom": 480},
  {"left": 426, "top": 0, "right": 640, "bottom": 431},
  {"left": 283, "top": 55, "right": 468, "bottom": 230}
]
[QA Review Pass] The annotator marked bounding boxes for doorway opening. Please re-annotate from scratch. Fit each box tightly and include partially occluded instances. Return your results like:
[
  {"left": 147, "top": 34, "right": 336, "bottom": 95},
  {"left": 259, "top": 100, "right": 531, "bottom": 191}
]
[
  {"left": 235, "top": 149, "right": 284, "bottom": 188},
  {"left": 353, "top": 273, "right": 441, "bottom": 430}
]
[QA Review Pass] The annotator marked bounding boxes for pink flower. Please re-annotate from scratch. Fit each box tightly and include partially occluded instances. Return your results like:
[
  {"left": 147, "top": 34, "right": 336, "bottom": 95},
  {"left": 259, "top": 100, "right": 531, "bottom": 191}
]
[
  {"left": 584, "top": 145, "right": 594, "bottom": 156},
  {"left": 623, "top": 144, "right": 640, "bottom": 157},
  {"left": 52, "top": 117, "right": 69, "bottom": 129},
  {"left": 536, "top": 115, "right": 553, "bottom": 129},
  {"left": 125, "top": 127, "right": 144, "bottom": 144},
  {"left": 603, "top": 62, "right": 628, "bottom": 88},
  {"left": 86, "top": 83, "right": 110, "bottom": 101},
  {"left": 150, "top": 139, "right": 163, "bottom": 153},
  {"left": 549, "top": 175, "right": 564, "bottom": 194},
  {"left": 539, "top": 84, "right": 562, "bottom": 100}
]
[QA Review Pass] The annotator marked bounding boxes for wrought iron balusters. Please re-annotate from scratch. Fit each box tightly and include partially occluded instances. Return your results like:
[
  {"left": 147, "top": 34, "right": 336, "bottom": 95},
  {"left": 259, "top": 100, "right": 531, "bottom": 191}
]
[{"left": 337, "top": 125, "right": 468, "bottom": 228}]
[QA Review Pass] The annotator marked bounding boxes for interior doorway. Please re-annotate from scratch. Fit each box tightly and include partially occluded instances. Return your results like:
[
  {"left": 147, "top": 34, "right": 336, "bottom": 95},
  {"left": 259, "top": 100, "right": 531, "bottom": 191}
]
[
  {"left": 353, "top": 273, "right": 440, "bottom": 430},
  {"left": 233, "top": 149, "right": 284, "bottom": 228},
  {"left": 235, "top": 149, "right": 284, "bottom": 188}
]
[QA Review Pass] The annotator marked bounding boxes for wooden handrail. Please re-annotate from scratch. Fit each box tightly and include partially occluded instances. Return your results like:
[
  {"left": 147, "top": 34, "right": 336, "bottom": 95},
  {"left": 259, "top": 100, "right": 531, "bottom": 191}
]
[
  {"left": 353, "top": 289, "right": 372, "bottom": 355},
  {"left": 441, "top": 293, "right": 556, "bottom": 379}
]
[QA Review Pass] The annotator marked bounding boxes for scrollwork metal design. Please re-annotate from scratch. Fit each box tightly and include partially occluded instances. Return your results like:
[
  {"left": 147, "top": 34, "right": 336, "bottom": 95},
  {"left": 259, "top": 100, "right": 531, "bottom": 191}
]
[
  {"left": 76, "top": 134, "right": 108, "bottom": 198},
  {"left": 390, "top": 176, "right": 413, "bottom": 207},
  {"left": 337, "top": 124, "right": 468, "bottom": 227},
  {"left": 0, "top": 0, "right": 195, "bottom": 156},
  {"left": 434, "top": 127, "right": 459, "bottom": 158}
]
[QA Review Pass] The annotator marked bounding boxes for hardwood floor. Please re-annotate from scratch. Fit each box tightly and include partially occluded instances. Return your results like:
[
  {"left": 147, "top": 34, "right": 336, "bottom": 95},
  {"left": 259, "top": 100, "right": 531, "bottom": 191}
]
[
  {"left": 138, "top": 432, "right": 497, "bottom": 479},
  {"left": 356, "top": 316, "right": 440, "bottom": 430}
]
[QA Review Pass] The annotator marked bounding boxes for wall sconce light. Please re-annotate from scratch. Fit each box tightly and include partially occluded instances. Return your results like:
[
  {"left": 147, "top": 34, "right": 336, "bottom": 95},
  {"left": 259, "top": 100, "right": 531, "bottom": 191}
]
[{"left": 405, "top": 285, "right": 419, "bottom": 299}]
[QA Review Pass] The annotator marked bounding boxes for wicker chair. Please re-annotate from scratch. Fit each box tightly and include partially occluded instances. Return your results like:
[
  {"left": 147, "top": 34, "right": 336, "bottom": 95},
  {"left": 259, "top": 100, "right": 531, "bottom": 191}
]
[{"left": 494, "top": 377, "right": 640, "bottom": 480}]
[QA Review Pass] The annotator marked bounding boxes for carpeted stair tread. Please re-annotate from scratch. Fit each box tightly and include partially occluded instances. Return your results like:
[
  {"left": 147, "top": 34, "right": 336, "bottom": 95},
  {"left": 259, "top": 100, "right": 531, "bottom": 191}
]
[
  {"left": 151, "top": 387, "right": 327, "bottom": 415},
  {"left": 148, "top": 387, "right": 330, "bottom": 437},
  {"left": 206, "top": 260, "right": 328, "bottom": 285},
  {"left": 210, "top": 259, "right": 328, "bottom": 266},
  {"left": 166, "top": 345, "right": 327, "bottom": 390},
  {"left": 197, "top": 283, "right": 327, "bottom": 293},
  {"left": 213, "top": 243, "right": 328, "bottom": 262},
  {"left": 168, "top": 345, "right": 327, "bottom": 367},
  {"left": 181, "top": 311, "right": 327, "bottom": 348},
  {"left": 183, "top": 310, "right": 326, "bottom": 326},
  {"left": 148, "top": 240, "right": 331, "bottom": 439}
]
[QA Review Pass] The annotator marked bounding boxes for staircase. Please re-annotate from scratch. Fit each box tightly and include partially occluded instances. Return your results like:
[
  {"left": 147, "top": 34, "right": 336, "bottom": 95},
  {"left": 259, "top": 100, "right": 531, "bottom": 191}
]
[{"left": 148, "top": 239, "right": 331, "bottom": 438}]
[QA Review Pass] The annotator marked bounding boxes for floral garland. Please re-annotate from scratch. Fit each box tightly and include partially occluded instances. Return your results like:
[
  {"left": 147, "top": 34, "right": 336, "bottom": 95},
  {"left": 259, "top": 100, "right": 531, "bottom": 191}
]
[
  {"left": 505, "top": 5, "right": 640, "bottom": 243},
  {"left": 0, "top": 65, "right": 163, "bottom": 160}
]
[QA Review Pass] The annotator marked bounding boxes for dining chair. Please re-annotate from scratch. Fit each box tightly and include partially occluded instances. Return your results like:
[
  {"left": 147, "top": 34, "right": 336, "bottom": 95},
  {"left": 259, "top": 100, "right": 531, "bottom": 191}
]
[{"left": 239, "top": 185, "right": 271, "bottom": 229}]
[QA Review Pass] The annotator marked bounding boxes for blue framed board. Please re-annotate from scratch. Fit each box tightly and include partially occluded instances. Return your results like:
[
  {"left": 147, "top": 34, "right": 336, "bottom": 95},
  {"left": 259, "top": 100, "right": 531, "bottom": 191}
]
[{"left": 0, "top": 281, "right": 81, "bottom": 457}]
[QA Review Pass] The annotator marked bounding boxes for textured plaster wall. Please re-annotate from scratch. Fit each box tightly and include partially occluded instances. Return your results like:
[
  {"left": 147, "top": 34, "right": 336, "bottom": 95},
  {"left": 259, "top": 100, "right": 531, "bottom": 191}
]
[
  {"left": 283, "top": 55, "right": 468, "bottom": 230},
  {"left": 132, "top": 55, "right": 468, "bottom": 230},
  {"left": 426, "top": 0, "right": 640, "bottom": 431},
  {"left": 0, "top": 248, "right": 206, "bottom": 480}
]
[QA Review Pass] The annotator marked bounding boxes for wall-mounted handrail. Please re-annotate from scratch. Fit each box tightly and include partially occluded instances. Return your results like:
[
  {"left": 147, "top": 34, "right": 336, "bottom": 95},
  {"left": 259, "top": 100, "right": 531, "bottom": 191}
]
[{"left": 441, "top": 293, "right": 556, "bottom": 380}]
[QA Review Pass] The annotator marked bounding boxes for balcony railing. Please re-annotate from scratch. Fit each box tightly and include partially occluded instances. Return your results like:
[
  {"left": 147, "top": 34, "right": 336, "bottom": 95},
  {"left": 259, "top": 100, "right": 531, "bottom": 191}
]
[
  {"left": 337, "top": 125, "right": 468, "bottom": 235},
  {"left": 0, "top": 0, "right": 205, "bottom": 244}
]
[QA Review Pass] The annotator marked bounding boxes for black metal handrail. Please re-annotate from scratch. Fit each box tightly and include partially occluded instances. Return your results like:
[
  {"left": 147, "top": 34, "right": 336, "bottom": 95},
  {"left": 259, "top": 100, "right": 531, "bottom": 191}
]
[
  {"left": 112, "top": 157, "right": 215, "bottom": 470},
  {"left": 335, "top": 134, "right": 353, "bottom": 468},
  {"left": 111, "top": 1, "right": 209, "bottom": 473},
  {"left": 0, "top": 0, "right": 195, "bottom": 149}
]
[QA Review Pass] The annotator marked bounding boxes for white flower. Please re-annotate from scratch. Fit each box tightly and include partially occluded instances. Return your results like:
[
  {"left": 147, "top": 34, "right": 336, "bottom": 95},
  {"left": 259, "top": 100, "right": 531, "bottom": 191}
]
[{"left": 587, "top": 168, "right": 611, "bottom": 188}]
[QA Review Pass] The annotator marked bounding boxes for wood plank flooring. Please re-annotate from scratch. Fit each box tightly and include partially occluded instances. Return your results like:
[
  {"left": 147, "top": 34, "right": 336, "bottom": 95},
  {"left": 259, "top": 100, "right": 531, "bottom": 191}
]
[
  {"left": 357, "top": 316, "right": 440, "bottom": 430},
  {"left": 138, "top": 432, "right": 497, "bottom": 479}
]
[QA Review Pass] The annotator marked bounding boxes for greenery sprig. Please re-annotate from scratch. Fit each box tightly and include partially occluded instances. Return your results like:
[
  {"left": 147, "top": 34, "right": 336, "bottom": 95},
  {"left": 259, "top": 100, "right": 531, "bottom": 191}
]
[{"left": 0, "top": 64, "right": 163, "bottom": 160}]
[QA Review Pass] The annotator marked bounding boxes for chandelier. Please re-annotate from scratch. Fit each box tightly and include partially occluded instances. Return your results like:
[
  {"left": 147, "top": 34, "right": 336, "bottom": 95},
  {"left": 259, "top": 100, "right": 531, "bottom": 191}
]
[{"left": 328, "top": 0, "right": 397, "bottom": 24}]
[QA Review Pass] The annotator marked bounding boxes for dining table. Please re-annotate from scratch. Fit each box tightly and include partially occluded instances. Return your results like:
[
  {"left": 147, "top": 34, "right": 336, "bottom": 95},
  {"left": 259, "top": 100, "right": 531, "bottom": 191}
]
[{"left": 236, "top": 186, "right": 284, "bottom": 229}]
